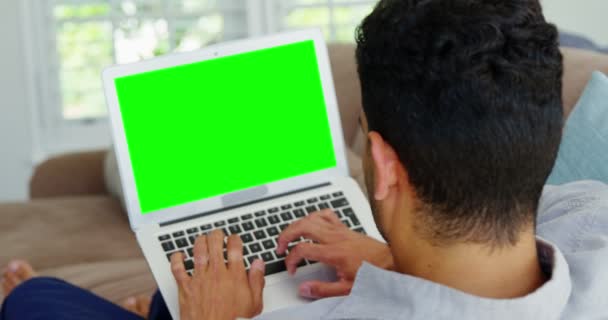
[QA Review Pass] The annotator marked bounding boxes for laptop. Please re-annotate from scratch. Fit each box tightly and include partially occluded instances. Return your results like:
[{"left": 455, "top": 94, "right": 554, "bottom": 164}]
[{"left": 102, "top": 29, "right": 382, "bottom": 319}]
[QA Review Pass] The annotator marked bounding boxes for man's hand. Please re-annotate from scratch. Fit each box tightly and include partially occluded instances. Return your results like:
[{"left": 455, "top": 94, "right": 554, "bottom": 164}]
[
  {"left": 171, "top": 230, "right": 266, "bottom": 320},
  {"left": 276, "top": 209, "right": 394, "bottom": 299}
]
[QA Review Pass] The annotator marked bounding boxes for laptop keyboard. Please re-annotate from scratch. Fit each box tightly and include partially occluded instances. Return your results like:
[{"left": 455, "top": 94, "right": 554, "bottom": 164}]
[{"left": 158, "top": 191, "right": 366, "bottom": 276}]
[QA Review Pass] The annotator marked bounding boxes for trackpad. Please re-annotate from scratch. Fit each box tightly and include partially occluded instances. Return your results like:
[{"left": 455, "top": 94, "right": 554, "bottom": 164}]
[{"left": 262, "top": 266, "right": 337, "bottom": 313}]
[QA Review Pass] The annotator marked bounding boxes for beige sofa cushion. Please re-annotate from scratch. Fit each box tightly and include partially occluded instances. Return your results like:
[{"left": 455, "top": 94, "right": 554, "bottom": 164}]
[{"left": 0, "top": 196, "right": 156, "bottom": 304}]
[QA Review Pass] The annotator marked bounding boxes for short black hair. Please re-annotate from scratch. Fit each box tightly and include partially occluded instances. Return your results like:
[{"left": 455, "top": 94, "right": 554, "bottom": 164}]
[{"left": 356, "top": 0, "right": 563, "bottom": 245}]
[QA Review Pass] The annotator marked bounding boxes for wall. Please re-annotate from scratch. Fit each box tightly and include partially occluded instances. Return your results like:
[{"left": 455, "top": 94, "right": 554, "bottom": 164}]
[
  {"left": 0, "top": 1, "right": 33, "bottom": 201},
  {"left": 543, "top": 1, "right": 608, "bottom": 46}
]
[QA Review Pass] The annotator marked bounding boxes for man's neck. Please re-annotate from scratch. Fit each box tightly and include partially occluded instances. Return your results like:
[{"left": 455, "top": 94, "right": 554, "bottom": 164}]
[{"left": 390, "top": 227, "right": 546, "bottom": 299}]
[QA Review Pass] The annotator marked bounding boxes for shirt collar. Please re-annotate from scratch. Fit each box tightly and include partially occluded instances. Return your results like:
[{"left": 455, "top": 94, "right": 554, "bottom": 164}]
[{"left": 325, "top": 238, "right": 571, "bottom": 320}]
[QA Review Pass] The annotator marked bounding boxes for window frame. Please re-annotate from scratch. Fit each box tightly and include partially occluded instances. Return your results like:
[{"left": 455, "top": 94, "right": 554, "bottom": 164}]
[{"left": 25, "top": 0, "right": 376, "bottom": 158}]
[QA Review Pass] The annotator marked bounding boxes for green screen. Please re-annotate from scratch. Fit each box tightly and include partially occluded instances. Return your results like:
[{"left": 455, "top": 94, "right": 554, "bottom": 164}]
[{"left": 114, "top": 40, "right": 337, "bottom": 214}]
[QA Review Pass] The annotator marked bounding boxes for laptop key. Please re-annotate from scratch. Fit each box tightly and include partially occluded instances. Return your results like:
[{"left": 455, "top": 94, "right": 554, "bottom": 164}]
[
  {"left": 241, "top": 233, "right": 254, "bottom": 243},
  {"left": 280, "top": 212, "right": 293, "bottom": 221},
  {"left": 184, "top": 259, "right": 194, "bottom": 271},
  {"left": 276, "top": 250, "right": 286, "bottom": 259},
  {"left": 249, "top": 243, "right": 262, "bottom": 253},
  {"left": 228, "top": 217, "right": 239, "bottom": 224},
  {"left": 264, "top": 261, "right": 287, "bottom": 276},
  {"left": 187, "top": 247, "right": 194, "bottom": 257},
  {"left": 279, "top": 223, "right": 289, "bottom": 231},
  {"left": 255, "top": 210, "right": 266, "bottom": 217},
  {"left": 267, "top": 226, "right": 279, "bottom": 237},
  {"left": 172, "top": 231, "right": 185, "bottom": 238},
  {"left": 305, "top": 205, "right": 317, "bottom": 213},
  {"left": 343, "top": 208, "right": 355, "bottom": 216},
  {"left": 294, "top": 201, "right": 305, "bottom": 207},
  {"left": 262, "top": 239, "right": 275, "bottom": 250},
  {"left": 268, "top": 215, "right": 280, "bottom": 225},
  {"left": 158, "top": 234, "right": 170, "bottom": 241},
  {"left": 166, "top": 250, "right": 185, "bottom": 261},
  {"left": 332, "top": 191, "right": 343, "bottom": 197},
  {"left": 318, "top": 202, "right": 329, "bottom": 210},
  {"left": 229, "top": 225, "right": 242, "bottom": 234},
  {"left": 186, "top": 227, "right": 199, "bottom": 234},
  {"left": 341, "top": 219, "right": 352, "bottom": 228},
  {"left": 243, "top": 246, "right": 249, "bottom": 256},
  {"left": 342, "top": 208, "right": 360, "bottom": 224},
  {"left": 307, "top": 197, "right": 318, "bottom": 204},
  {"left": 162, "top": 241, "right": 175, "bottom": 252},
  {"left": 214, "top": 221, "right": 226, "bottom": 227},
  {"left": 242, "top": 213, "right": 253, "bottom": 220},
  {"left": 201, "top": 224, "right": 212, "bottom": 231},
  {"left": 280, "top": 204, "right": 292, "bottom": 210},
  {"left": 175, "top": 238, "right": 189, "bottom": 248},
  {"left": 261, "top": 251, "right": 274, "bottom": 262},
  {"left": 268, "top": 207, "right": 279, "bottom": 213},
  {"left": 242, "top": 221, "right": 255, "bottom": 231},
  {"left": 320, "top": 194, "right": 331, "bottom": 200},
  {"left": 189, "top": 235, "right": 197, "bottom": 245},
  {"left": 293, "top": 209, "right": 306, "bottom": 218},
  {"left": 254, "top": 230, "right": 267, "bottom": 240},
  {"left": 354, "top": 227, "right": 366, "bottom": 234},
  {"left": 248, "top": 255, "right": 260, "bottom": 264},
  {"left": 330, "top": 198, "right": 349, "bottom": 209},
  {"left": 255, "top": 218, "right": 268, "bottom": 228}
]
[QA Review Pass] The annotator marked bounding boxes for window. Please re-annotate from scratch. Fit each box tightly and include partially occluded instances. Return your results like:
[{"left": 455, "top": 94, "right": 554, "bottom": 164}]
[
  {"left": 26, "top": 0, "right": 376, "bottom": 155},
  {"left": 276, "top": 0, "right": 376, "bottom": 41},
  {"left": 50, "top": 0, "right": 247, "bottom": 120}
]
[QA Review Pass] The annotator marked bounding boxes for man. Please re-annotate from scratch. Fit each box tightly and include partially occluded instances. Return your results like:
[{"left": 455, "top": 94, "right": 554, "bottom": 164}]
[
  {"left": 170, "top": 0, "right": 608, "bottom": 318},
  {"left": 2, "top": 0, "right": 607, "bottom": 319}
]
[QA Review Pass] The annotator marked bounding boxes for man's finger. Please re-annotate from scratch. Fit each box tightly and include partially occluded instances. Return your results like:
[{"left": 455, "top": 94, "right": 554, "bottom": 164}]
[
  {"left": 317, "top": 209, "right": 342, "bottom": 225},
  {"left": 298, "top": 280, "right": 353, "bottom": 299},
  {"left": 248, "top": 259, "right": 266, "bottom": 314},
  {"left": 170, "top": 251, "right": 189, "bottom": 288},
  {"left": 284, "top": 242, "right": 332, "bottom": 275},
  {"left": 226, "top": 234, "right": 246, "bottom": 273},
  {"left": 193, "top": 234, "right": 209, "bottom": 274},
  {"left": 276, "top": 218, "right": 327, "bottom": 254},
  {"left": 207, "top": 229, "right": 226, "bottom": 270}
]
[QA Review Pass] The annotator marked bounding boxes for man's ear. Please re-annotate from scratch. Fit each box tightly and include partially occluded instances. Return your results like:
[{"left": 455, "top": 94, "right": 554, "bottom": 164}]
[{"left": 368, "top": 131, "right": 400, "bottom": 200}]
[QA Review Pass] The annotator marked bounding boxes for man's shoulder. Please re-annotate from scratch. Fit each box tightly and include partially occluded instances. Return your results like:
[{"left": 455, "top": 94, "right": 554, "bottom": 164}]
[
  {"left": 538, "top": 180, "right": 608, "bottom": 229},
  {"left": 537, "top": 180, "right": 608, "bottom": 319},
  {"left": 537, "top": 180, "right": 608, "bottom": 250}
]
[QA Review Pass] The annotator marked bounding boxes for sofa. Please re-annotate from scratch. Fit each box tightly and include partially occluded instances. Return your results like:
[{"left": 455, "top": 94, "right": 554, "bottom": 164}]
[{"left": 1, "top": 44, "right": 608, "bottom": 306}]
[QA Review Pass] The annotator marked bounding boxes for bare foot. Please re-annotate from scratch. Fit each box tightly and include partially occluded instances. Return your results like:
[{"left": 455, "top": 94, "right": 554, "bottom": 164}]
[
  {"left": 1, "top": 260, "right": 37, "bottom": 297},
  {"left": 122, "top": 295, "right": 152, "bottom": 318}
]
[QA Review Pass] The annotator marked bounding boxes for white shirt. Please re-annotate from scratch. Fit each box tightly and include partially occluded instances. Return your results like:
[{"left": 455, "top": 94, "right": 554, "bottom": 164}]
[{"left": 257, "top": 180, "right": 608, "bottom": 319}]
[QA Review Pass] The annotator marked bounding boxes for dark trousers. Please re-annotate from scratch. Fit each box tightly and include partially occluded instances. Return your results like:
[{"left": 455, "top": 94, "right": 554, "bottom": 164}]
[{"left": 0, "top": 277, "right": 171, "bottom": 320}]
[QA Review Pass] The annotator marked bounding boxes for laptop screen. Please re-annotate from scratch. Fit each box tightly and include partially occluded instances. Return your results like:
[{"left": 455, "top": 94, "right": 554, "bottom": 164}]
[{"left": 114, "top": 40, "right": 337, "bottom": 215}]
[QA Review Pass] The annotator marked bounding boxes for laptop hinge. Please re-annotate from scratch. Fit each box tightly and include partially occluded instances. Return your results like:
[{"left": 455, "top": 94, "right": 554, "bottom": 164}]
[{"left": 160, "top": 182, "right": 331, "bottom": 227}]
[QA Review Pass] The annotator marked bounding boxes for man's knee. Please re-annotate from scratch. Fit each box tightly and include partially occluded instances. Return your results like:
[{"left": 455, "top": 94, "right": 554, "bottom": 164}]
[{"left": 1, "top": 277, "right": 71, "bottom": 319}]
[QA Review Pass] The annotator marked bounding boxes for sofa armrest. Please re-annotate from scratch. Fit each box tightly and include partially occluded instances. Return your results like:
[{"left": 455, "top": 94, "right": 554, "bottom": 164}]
[{"left": 29, "top": 150, "right": 108, "bottom": 199}]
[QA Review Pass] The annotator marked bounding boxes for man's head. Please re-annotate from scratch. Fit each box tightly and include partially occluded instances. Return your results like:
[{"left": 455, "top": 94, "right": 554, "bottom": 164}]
[{"left": 356, "top": 0, "right": 563, "bottom": 247}]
